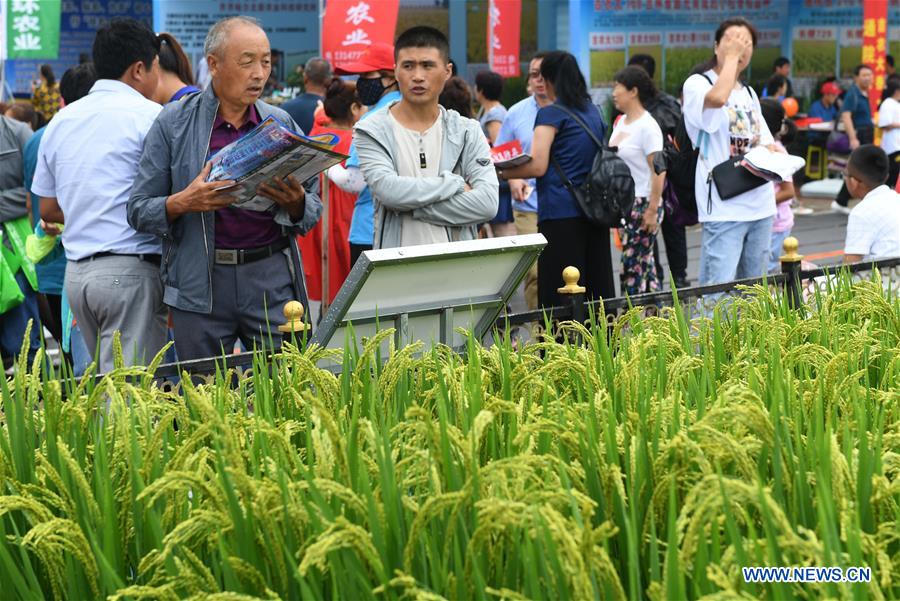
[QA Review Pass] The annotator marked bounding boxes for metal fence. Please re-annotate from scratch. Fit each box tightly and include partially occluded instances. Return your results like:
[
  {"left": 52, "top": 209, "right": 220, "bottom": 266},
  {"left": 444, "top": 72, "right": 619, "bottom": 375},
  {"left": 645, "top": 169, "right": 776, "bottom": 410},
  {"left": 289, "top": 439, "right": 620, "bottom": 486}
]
[{"left": 123, "top": 240, "right": 900, "bottom": 389}]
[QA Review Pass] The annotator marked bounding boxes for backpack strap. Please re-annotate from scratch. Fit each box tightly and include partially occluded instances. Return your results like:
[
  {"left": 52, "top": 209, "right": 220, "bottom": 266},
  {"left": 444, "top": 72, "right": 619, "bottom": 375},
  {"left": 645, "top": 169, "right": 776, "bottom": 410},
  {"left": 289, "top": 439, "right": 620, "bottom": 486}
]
[
  {"left": 550, "top": 155, "right": 579, "bottom": 200},
  {"left": 545, "top": 103, "right": 605, "bottom": 205},
  {"left": 547, "top": 102, "right": 606, "bottom": 151}
]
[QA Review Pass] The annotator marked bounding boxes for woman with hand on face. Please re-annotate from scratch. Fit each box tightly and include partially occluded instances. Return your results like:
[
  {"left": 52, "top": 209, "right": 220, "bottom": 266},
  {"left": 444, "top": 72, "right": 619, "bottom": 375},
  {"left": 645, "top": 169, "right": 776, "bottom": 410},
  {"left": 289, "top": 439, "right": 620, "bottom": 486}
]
[
  {"left": 610, "top": 66, "right": 666, "bottom": 296},
  {"left": 682, "top": 17, "right": 776, "bottom": 286}
]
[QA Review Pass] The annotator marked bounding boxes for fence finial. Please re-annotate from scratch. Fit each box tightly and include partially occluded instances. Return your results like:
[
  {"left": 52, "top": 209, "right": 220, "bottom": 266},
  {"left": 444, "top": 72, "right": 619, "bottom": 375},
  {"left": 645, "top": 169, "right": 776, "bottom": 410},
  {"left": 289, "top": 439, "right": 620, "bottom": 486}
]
[
  {"left": 278, "top": 301, "right": 309, "bottom": 334},
  {"left": 780, "top": 236, "right": 803, "bottom": 263},
  {"left": 780, "top": 236, "right": 804, "bottom": 312},
  {"left": 557, "top": 266, "right": 586, "bottom": 294}
]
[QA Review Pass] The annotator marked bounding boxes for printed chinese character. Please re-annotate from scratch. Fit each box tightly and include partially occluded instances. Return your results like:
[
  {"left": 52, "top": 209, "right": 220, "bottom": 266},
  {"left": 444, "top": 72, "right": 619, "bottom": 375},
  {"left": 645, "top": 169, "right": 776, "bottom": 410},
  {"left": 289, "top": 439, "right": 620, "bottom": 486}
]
[
  {"left": 13, "top": 32, "right": 41, "bottom": 50},
  {"left": 879, "top": 18, "right": 887, "bottom": 34},
  {"left": 12, "top": 0, "right": 40, "bottom": 14},
  {"left": 12, "top": 14, "right": 40, "bottom": 33},
  {"left": 862, "top": 46, "right": 875, "bottom": 63},
  {"left": 864, "top": 18, "right": 876, "bottom": 37},
  {"left": 345, "top": 1, "right": 375, "bottom": 26},
  {"left": 342, "top": 28, "right": 371, "bottom": 46}
]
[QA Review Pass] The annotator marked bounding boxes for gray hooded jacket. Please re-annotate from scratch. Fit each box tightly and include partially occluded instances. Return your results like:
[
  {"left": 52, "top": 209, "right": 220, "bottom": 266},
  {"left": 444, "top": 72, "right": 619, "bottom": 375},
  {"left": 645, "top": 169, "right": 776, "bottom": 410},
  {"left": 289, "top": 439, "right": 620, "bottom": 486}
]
[
  {"left": 127, "top": 85, "right": 322, "bottom": 314},
  {"left": 353, "top": 103, "right": 498, "bottom": 249}
]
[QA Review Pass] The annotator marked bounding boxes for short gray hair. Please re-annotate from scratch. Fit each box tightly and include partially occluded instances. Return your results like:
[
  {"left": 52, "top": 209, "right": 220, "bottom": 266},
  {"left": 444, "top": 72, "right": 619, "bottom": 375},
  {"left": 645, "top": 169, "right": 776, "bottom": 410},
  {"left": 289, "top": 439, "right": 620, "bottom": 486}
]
[
  {"left": 304, "top": 57, "right": 332, "bottom": 86},
  {"left": 204, "top": 16, "right": 262, "bottom": 57}
]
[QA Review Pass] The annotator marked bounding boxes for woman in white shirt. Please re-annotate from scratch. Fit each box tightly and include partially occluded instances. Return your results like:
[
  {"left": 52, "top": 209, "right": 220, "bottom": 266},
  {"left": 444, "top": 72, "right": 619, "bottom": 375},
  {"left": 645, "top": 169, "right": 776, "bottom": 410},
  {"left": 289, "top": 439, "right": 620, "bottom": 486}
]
[
  {"left": 610, "top": 66, "right": 666, "bottom": 295},
  {"left": 682, "top": 17, "right": 777, "bottom": 286},
  {"left": 878, "top": 78, "right": 900, "bottom": 189}
]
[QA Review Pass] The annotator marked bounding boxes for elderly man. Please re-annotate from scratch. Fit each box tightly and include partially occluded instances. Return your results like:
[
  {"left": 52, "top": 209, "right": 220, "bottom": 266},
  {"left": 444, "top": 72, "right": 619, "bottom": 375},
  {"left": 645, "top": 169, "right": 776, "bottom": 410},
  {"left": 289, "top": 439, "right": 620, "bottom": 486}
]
[{"left": 128, "top": 16, "right": 322, "bottom": 361}]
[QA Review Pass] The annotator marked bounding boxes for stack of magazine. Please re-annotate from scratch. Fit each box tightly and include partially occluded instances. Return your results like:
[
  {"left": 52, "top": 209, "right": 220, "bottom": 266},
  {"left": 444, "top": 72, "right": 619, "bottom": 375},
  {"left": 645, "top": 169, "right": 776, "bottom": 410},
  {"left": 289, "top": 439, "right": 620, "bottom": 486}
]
[{"left": 207, "top": 115, "right": 349, "bottom": 212}]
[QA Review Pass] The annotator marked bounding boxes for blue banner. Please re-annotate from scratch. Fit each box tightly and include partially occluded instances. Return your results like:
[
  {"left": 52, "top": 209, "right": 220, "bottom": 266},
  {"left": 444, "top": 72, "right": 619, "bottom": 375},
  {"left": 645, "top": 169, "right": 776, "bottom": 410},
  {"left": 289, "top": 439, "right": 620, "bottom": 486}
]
[
  {"left": 152, "top": 0, "right": 319, "bottom": 65},
  {"left": 5, "top": 0, "right": 152, "bottom": 96},
  {"left": 570, "top": 0, "right": 900, "bottom": 93}
]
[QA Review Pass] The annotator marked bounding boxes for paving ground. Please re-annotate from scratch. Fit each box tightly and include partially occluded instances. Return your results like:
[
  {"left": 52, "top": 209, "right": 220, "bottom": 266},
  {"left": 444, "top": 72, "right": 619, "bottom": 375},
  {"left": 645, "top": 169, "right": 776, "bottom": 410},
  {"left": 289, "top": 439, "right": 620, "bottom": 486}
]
[{"left": 502, "top": 194, "right": 852, "bottom": 314}]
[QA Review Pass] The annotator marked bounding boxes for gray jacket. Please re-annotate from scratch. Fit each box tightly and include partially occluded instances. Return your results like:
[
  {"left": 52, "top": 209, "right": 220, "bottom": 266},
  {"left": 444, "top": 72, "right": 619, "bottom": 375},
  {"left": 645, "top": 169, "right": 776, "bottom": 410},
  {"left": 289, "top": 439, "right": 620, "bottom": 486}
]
[
  {"left": 354, "top": 103, "right": 498, "bottom": 249},
  {"left": 127, "top": 86, "right": 322, "bottom": 314},
  {"left": 0, "top": 116, "right": 33, "bottom": 224}
]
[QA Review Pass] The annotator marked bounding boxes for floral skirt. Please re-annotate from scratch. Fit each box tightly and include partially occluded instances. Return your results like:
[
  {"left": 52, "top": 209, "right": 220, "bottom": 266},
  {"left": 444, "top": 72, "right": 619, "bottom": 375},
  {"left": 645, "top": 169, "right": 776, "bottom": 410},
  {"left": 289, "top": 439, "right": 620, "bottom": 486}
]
[{"left": 620, "top": 196, "right": 663, "bottom": 296}]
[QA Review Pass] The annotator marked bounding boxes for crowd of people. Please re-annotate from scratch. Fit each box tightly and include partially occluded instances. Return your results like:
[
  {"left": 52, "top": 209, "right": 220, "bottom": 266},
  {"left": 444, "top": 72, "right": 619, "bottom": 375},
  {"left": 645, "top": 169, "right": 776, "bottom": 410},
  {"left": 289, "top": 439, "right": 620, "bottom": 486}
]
[{"left": 2, "top": 15, "right": 900, "bottom": 373}]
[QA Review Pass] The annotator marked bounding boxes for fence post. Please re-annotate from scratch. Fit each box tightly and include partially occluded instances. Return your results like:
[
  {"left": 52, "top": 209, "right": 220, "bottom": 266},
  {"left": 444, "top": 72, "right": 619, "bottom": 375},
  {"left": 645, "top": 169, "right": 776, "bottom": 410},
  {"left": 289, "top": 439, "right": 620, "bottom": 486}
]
[
  {"left": 779, "top": 236, "right": 804, "bottom": 310},
  {"left": 557, "top": 266, "right": 587, "bottom": 327},
  {"left": 278, "top": 300, "right": 310, "bottom": 348}
]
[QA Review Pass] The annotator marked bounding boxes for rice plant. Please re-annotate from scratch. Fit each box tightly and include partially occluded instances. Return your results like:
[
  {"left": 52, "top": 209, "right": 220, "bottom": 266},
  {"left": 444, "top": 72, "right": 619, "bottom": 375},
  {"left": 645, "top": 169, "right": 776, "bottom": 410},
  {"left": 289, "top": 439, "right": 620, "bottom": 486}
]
[{"left": 1, "top": 272, "right": 899, "bottom": 600}]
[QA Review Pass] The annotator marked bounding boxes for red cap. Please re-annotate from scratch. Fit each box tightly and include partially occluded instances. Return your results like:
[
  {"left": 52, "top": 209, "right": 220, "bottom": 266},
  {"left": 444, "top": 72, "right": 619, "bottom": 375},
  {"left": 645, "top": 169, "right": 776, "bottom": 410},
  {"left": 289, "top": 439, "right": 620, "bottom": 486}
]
[
  {"left": 333, "top": 43, "right": 395, "bottom": 75},
  {"left": 821, "top": 82, "right": 841, "bottom": 95}
]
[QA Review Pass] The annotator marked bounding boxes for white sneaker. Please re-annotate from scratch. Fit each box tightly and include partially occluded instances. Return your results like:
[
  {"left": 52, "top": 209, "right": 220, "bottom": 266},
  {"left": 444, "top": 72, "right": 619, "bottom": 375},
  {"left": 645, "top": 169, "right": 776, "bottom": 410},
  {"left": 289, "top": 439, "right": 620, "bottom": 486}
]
[
  {"left": 831, "top": 201, "right": 851, "bottom": 215},
  {"left": 792, "top": 205, "right": 814, "bottom": 215}
]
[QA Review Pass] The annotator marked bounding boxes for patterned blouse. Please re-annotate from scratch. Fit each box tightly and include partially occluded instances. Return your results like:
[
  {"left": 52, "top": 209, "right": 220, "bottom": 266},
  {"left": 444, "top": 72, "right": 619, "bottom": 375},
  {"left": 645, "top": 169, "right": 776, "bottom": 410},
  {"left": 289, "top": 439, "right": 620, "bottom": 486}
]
[{"left": 31, "top": 83, "right": 60, "bottom": 121}]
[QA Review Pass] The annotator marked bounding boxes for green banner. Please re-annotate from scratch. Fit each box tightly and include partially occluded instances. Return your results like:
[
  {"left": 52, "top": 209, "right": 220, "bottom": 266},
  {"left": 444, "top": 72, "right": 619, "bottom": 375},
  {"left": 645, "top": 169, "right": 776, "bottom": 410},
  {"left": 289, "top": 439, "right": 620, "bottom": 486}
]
[{"left": 6, "top": 0, "right": 61, "bottom": 59}]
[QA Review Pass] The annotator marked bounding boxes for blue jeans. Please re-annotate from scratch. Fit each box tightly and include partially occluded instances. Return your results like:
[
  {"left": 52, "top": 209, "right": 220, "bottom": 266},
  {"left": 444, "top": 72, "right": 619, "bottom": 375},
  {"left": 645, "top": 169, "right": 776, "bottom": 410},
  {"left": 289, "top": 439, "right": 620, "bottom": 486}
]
[
  {"left": 0, "top": 271, "right": 41, "bottom": 364},
  {"left": 769, "top": 229, "right": 792, "bottom": 274},
  {"left": 699, "top": 217, "right": 774, "bottom": 285},
  {"left": 70, "top": 325, "right": 91, "bottom": 377}
]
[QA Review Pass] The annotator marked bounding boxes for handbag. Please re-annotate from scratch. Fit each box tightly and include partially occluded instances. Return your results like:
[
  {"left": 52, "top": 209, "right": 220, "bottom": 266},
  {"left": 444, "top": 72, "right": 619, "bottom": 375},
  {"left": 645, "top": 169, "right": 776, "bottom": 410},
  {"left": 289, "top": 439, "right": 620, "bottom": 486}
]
[{"left": 710, "top": 154, "right": 769, "bottom": 200}]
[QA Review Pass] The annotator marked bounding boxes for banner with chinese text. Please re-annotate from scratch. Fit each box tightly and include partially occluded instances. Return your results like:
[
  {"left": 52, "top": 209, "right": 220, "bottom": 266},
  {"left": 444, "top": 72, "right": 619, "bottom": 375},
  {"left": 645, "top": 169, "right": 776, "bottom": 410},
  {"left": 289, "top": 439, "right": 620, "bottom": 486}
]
[
  {"left": 862, "top": 0, "right": 888, "bottom": 114},
  {"left": 569, "top": 0, "right": 900, "bottom": 93},
  {"left": 322, "top": 0, "right": 399, "bottom": 68},
  {"left": 488, "top": 0, "right": 521, "bottom": 77},
  {"left": 6, "top": 0, "right": 60, "bottom": 60}
]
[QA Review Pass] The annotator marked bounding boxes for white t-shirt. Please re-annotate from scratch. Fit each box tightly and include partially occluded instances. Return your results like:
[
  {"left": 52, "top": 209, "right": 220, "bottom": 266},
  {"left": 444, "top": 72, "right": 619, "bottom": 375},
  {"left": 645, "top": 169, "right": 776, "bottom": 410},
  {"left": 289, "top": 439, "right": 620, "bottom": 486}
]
[
  {"left": 844, "top": 185, "right": 900, "bottom": 260},
  {"left": 389, "top": 112, "right": 451, "bottom": 247},
  {"left": 683, "top": 70, "right": 776, "bottom": 223},
  {"left": 879, "top": 97, "right": 900, "bottom": 155},
  {"left": 609, "top": 111, "right": 663, "bottom": 198}
]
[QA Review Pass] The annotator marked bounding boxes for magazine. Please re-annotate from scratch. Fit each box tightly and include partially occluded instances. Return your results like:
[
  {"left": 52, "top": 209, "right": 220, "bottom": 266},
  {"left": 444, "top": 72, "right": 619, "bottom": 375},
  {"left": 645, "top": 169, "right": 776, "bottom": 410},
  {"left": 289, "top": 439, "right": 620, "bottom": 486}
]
[
  {"left": 207, "top": 115, "right": 349, "bottom": 212},
  {"left": 490, "top": 140, "right": 532, "bottom": 170}
]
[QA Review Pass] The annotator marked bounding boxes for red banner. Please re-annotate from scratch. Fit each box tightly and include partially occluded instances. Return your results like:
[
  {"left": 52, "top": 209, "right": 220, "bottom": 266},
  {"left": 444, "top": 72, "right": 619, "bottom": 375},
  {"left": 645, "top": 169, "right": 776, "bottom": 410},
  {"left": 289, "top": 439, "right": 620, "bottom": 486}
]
[
  {"left": 488, "top": 0, "right": 521, "bottom": 77},
  {"left": 321, "top": 0, "right": 399, "bottom": 68},
  {"left": 862, "top": 0, "right": 888, "bottom": 115}
]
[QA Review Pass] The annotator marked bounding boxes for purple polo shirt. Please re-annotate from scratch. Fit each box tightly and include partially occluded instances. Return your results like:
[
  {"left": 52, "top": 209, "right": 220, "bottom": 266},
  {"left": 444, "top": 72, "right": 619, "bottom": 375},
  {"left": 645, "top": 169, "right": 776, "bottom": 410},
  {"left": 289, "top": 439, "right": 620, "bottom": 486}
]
[{"left": 209, "top": 105, "right": 283, "bottom": 249}]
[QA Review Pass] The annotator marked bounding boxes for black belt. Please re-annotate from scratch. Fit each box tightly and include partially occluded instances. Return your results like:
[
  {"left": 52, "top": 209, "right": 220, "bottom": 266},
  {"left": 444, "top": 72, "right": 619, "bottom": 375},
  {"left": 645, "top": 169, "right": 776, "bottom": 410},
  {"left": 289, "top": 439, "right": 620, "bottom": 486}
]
[
  {"left": 214, "top": 238, "right": 290, "bottom": 265},
  {"left": 77, "top": 252, "right": 161, "bottom": 266}
]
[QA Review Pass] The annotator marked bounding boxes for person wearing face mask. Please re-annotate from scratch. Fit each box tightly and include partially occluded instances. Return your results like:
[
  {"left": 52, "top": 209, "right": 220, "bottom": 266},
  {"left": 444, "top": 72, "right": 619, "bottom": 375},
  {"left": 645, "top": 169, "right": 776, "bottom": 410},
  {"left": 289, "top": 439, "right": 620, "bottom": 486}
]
[{"left": 328, "top": 43, "right": 401, "bottom": 266}]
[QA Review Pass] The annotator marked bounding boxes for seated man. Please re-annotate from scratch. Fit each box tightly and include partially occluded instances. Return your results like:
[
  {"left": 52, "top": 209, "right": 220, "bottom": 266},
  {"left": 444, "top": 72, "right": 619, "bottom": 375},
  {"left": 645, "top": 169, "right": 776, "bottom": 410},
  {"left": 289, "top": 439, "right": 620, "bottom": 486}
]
[
  {"left": 354, "top": 26, "right": 498, "bottom": 249},
  {"left": 843, "top": 145, "right": 900, "bottom": 263}
]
